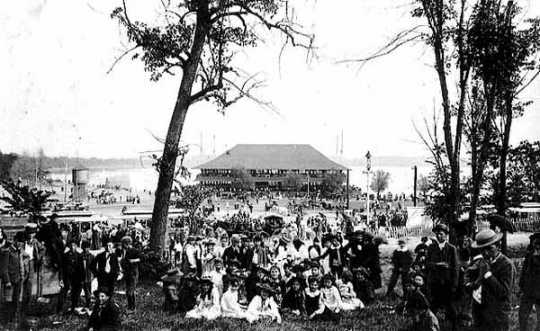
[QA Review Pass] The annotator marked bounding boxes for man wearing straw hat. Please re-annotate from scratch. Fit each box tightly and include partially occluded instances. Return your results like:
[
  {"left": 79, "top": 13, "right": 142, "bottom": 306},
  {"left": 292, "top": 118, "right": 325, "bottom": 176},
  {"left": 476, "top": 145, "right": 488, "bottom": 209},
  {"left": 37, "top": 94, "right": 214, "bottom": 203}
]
[{"left": 471, "top": 229, "right": 514, "bottom": 331}]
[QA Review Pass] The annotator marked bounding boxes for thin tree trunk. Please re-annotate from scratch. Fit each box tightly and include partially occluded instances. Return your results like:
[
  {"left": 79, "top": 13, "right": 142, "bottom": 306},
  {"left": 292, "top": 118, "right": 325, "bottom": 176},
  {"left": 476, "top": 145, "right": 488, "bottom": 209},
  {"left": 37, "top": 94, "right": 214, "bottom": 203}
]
[
  {"left": 149, "top": 0, "right": 210, "bottom": 254},
  {"left": 469, "top": 85, "right": 497, "bottom": 228},
  {"left": 496, "top": 97, "right": 513, "bottom": 215}
]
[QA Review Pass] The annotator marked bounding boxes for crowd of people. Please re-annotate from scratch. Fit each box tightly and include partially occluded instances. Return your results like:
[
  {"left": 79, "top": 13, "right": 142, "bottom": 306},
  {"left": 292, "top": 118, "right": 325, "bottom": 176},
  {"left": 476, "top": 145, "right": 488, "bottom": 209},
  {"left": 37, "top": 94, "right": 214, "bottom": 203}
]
[
  {"left": 0, "top": 209, "right": 537, "bottom": 331},
  {"left": 0, "top": 214, "right": 143, "bottom": 329}
]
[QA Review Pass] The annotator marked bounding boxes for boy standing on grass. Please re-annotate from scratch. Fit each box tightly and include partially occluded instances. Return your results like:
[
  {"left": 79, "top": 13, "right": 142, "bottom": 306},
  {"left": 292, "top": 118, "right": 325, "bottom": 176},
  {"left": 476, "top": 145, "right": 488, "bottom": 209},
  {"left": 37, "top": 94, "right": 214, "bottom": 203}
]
[{"left": 386, "top": 238, "right": 414, "bottom": 297}]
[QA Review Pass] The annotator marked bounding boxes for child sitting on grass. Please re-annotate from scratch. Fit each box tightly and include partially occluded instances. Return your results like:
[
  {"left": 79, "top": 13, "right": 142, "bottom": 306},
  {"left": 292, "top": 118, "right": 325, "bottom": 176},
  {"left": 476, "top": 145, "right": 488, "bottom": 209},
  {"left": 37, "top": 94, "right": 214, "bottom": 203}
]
[
  {"left": 247, "top": 283, "right": 282, "bottom": 324},
  {"left": 282, "top": 277, "right": 306, "bottom": 316},
  {"left": 401, "top": 290, "right": 440, "bottom": 331},
  {"left": 221, "top": 275, "right": 254, "bottom": 322},
  {"left": 352, "top": 267, "right": 375, "bottom": 305},
  {"left": 305, "top": 275, "right": 339, "bottom": 322},
  {"left": 336, "top": 270, "right": 364, "bottom": 310}
]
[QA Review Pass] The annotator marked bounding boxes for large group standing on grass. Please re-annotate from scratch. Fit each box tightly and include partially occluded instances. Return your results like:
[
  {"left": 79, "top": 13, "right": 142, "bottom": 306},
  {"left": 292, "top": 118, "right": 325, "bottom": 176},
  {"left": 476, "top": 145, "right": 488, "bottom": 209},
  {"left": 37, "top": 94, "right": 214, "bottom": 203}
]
[{"left": 1, "top": 208, "right": 540, "bottom": 331}]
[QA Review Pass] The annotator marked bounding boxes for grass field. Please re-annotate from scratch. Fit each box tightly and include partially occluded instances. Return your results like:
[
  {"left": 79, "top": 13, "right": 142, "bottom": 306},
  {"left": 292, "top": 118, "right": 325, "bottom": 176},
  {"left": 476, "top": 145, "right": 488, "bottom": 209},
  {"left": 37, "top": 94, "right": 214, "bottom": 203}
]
[{"left": 1, "top": 233, "right": 535, "bottom": 331}]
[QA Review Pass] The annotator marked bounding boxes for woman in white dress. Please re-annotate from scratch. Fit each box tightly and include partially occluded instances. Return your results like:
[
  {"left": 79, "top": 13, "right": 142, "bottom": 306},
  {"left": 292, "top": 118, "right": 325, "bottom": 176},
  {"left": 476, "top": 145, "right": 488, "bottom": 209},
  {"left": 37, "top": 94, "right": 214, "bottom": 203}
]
[
  {"left": 336, "top": 270, "right": 364, "bottom": 310},
  {"left": 247, "top": 283, "right": 282, "bottom": 324},
  {"left": 221, "top": 275, "right": 256, "bottom": 322},
  {"left": 185, "top": 276, "right": 221, "bottom": 320}
]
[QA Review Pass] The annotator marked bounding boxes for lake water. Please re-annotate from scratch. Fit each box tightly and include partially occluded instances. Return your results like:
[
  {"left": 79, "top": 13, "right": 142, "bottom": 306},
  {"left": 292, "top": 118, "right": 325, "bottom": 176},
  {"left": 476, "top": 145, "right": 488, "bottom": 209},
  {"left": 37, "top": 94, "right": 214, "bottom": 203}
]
[{"left": 51, "top": 165, "right": 431, "bottom": 194}]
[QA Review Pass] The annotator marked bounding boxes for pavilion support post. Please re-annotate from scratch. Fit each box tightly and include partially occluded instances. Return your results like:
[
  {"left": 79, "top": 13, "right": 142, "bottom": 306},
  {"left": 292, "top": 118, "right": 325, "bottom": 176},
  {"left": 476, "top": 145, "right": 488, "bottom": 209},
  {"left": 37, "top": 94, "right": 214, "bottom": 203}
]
[{"left": 346, "top": 169, "right": 350, "bottom": 209}]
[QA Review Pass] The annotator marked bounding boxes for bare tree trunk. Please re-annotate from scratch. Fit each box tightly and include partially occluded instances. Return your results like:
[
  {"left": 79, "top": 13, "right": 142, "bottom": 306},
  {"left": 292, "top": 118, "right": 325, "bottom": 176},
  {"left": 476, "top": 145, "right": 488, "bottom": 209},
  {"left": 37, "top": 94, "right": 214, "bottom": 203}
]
[
  {"left": 469, "top": 87, "right": 497, "bottom": 228},
  {"left": 149, "top": 0, "right": 210, "bottom": 254},
  {"left": 496, "top": 96, "right": 513, "bottom": 215}
]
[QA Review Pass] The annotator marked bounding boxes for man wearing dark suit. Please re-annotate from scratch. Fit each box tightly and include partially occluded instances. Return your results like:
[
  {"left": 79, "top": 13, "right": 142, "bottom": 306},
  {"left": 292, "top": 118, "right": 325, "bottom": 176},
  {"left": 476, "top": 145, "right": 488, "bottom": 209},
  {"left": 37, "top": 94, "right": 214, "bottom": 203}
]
[
  {"left": 57, "top": 240, "right": 85, "bottom": 313},
  {"left": 91, "top": 242, "right": 120, "bottom": 294},
  {"left": 222, "top": 235, "right": 244, "bottom": 268},
  {"left": 426, "top": 223, "right": 459, "bottom": 330},
  {"left": 81, "top": 240, "right": 95, "bottom": 309},
  {"left": 519, "top": 232, "right": 540, "bottom": 331},
  {"left": 0, "top": 232, "right": 28, "bottom": 322},
  {"left": 471, "top": 229, "right": 514, "bottom": 331},
  {"left": 120, "top": 236, "right": 141, "bottom": 311}
]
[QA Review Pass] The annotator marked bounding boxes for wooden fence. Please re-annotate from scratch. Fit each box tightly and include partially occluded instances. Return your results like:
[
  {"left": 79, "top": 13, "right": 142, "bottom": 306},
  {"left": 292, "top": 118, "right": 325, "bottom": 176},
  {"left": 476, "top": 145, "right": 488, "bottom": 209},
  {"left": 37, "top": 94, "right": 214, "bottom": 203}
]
[{"left": 384, "top": 216, "right": 540, "bottom": 239}]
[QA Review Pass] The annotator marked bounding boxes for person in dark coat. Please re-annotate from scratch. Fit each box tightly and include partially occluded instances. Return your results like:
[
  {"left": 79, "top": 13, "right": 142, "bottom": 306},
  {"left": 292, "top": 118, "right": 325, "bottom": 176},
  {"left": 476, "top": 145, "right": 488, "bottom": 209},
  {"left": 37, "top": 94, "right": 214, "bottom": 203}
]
[
  {"left": 81, "top": 240, "right": 95, "bottom": 309},
  {"left": 387, "top": 238, "right": 414, "bottom": 297},
  {"left": 36, "top": 214, "right": 64, "bottom": 270},
  {"left": 120, "top": 236, "right": 141, "bottom": 311},
  {"left": 91, "top": 242, "right": 120, "bottom": 294},
  {"left": 0, "top": 232, "right": 28, "bottom": 322},
  {"left": 88, "top": 287, "right": 121, "bottom": 331},
  {"left": 361, "top": 233, "right": 382, "bottom": 289},
  {"left": 471, "top": 229, "right": 515, "bottom": 331},
  {"left": 57, "top": 240, "right": 85, "bottom": 313},
  {"left": 426, "top": 224, "right": 459, "bottom": 330},
  {"left": 415, "top": 237, "right": 430, "bottom": 256},
  {"left": 352, "top": 267, "right": 375, "bottom": 305},
  {"left": 518, "top": 233, "right": 540, "bottom": 331},
  {"left": 282, "top": 277, "right": 306, "bottom": 315},
  {"left": 222, "top": 235, "right": 244, "bottom": 268}
]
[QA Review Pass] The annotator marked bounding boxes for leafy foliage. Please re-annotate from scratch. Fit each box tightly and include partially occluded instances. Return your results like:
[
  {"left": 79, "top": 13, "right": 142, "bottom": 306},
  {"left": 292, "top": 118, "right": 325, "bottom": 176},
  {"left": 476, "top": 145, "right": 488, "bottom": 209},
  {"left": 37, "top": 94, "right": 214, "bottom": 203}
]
[
  {"left": 0, "top": 180, "right": 52, "bottom": 215},
  {"left": 230, "top": 167, "right": 254, "bottom": 191},
  {"left": 111, "top": 0, "right": 313, "bottom": 111},
  {"left": 320, "top": 172, "right": 345, "bottom": 198},
  {"left": 174, "top": 184, "right": 214, "bottom": 218},
  {"left": 370, "top": 170, "right": 391, "bottom": 199}
]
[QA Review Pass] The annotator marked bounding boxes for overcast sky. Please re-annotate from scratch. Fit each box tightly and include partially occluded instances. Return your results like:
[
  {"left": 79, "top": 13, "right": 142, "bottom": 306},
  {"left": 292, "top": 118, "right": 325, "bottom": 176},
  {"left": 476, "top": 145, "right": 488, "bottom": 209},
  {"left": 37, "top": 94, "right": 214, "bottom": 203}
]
[{"left": 1, "top": 0, "right": 539, "bottom": 159}]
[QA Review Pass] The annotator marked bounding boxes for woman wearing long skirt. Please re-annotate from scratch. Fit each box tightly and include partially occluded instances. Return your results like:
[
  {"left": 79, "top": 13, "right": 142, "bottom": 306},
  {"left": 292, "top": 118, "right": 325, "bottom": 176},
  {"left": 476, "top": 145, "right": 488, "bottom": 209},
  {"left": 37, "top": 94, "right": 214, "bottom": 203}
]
[
  {"left": 221, "top": 276, "right": 255, "bottom": 322},
  {"left": 186, "top": 276, "right": 221, "bottom": 321}
]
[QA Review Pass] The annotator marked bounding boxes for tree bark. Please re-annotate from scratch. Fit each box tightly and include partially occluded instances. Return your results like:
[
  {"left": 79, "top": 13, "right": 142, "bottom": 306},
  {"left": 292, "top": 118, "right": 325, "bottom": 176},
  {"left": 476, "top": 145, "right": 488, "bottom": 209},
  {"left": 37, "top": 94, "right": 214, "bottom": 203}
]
[
  {"left": 149, "top": 0, "right": 210, "bottom": 254},
  {"left": 496, "top": 95, "right": 513, "bottom": 215},
  {"left": 469, "top": 84, "right": 497, "bottom": 228}
]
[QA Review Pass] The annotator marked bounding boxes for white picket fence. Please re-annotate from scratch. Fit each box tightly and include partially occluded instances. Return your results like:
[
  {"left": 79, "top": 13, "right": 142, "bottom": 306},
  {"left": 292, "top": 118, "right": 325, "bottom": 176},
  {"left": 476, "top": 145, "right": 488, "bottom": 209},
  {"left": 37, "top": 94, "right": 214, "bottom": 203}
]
[{"left": 384, "top": 216, "right": 540, "bottom": 239}]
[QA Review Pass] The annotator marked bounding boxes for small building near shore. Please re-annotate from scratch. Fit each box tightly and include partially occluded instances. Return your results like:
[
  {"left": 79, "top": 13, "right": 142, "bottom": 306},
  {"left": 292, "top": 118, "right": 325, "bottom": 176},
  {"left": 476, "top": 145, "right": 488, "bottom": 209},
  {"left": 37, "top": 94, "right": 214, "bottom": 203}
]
[{"left": 194, "top": 144, "right": 348, "bottom": 191}]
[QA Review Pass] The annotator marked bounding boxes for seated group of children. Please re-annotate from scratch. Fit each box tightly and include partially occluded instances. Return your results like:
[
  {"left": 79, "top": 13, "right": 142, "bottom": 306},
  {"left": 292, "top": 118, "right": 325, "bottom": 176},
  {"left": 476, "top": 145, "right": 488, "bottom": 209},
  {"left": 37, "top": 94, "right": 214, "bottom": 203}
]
[{"left": 183, "top": 262, "right": 368, "bottom": 324}]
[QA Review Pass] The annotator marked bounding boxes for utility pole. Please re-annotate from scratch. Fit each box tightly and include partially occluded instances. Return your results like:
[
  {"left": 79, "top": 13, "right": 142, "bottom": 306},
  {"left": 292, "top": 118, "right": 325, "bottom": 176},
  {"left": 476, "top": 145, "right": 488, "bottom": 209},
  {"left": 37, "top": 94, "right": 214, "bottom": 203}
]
[
  {"left": 346, "top": 169, "right": 350, "bottom": 209},
  {"left": 363, "top": 151, "right": 372, "bottom": 225},
  {"left": 340, "top": 129, "right": 344, "bottom": 156},
  {"left": 64, "top": 159, "right": 68, "bottom": 203},
  {"left": 413, "top": 165, "right": 418, "bottom": 207}
]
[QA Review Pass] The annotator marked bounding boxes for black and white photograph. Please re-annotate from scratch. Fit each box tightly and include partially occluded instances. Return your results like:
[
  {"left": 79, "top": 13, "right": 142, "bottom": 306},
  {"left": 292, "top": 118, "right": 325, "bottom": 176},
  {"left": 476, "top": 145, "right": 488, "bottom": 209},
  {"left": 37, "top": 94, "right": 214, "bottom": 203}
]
[{"left": 1, "top": 0, "right": 540, "bottom": 330}]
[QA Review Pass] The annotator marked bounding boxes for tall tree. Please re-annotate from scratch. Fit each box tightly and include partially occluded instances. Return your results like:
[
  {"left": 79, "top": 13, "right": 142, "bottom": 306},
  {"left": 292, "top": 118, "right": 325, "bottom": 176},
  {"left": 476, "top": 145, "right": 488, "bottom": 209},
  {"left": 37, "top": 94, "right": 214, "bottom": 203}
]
[
  {"left": 342, "top": 0, "right": 473, "bottom": 234},
  {"left": 370, "top": 170, "right": 391, "bottom": 199},
  {"left": 111, "top": 0, "right": 313, "bottom": 253}
]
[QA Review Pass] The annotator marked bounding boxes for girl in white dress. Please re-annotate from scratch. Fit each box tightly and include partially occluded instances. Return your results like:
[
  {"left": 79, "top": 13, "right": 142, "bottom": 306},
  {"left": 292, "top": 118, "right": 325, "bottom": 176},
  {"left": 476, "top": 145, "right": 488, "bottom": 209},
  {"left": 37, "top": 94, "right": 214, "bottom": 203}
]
[
  {"left": 247, "top": 283, "right": 282, "bottom": 324},
  {"left": 336, "top": 270, "right": 364, "bottom": 310},
  {"left": 221, "top": 276, "right": 255, "bottom": 322},
  {"left": 185, "top": 276, "right": 221, "bottom": 320}
]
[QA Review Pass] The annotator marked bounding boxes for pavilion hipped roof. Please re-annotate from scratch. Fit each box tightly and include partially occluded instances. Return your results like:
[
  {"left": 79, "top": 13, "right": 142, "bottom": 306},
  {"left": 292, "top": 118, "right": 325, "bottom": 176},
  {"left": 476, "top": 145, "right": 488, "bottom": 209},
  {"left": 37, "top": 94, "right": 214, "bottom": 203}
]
[{"left": 194, "top": 144, "right": 347, "bottom": 171}]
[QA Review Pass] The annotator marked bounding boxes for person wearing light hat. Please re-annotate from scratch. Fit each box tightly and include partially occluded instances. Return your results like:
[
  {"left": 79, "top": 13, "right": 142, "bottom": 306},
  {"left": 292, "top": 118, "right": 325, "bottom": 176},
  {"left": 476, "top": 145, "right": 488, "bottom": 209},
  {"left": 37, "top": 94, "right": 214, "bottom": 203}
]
[
  {"left": 471, "top": 229, "right": 514, "bottom": 331},
  {"left": 519, "top": 232, "right": 540, "bottom": 331},
  {"left": 426, "top": 223, "right": 459, "bottom": 330}
]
